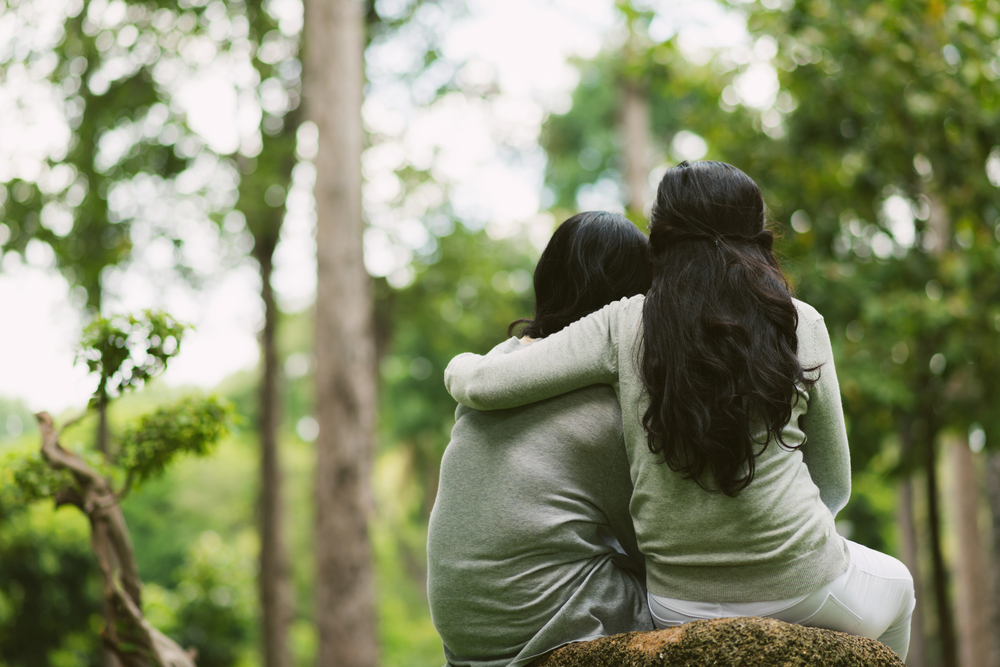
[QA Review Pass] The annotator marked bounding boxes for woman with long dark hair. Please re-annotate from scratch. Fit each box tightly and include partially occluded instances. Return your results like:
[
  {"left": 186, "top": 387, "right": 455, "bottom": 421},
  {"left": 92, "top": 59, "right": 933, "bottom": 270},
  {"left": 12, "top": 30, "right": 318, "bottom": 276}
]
[
  {"left": 445, "top": 161, "right": 915, "bottom": 658},
  {"left": 428, "top": 211, "right": 655, "bottom": 667}
]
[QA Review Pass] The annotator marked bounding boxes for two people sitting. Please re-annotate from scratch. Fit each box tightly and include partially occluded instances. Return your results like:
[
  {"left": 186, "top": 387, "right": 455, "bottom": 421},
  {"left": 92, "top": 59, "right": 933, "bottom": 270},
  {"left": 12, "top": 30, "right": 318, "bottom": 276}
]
[{"left": 428, "top": 161, "right": 915, "bottom": 667}]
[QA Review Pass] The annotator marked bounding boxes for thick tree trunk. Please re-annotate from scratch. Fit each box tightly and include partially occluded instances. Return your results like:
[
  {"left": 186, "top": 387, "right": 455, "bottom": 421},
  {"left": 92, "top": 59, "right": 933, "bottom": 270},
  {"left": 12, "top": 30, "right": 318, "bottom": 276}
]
[
  {"left": 257, "top": 249, "right": 293, "bottom": 667},
  {"left": 986, "top": 451, "right": 1000, "bottom": 667},
  {"left": 305, "top": 0, "right": 379, "bottom": 665},
  {"left": 620, "top": 81, "right": 650, "bottom": 217},
  {"left": 926, "top": 434, "right": 958, "bottom": 667}
]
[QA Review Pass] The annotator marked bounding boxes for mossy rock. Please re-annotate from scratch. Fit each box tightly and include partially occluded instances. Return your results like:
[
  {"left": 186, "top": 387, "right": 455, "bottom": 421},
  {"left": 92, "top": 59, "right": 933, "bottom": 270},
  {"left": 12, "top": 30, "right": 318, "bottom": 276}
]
[{"left": 532, "top": 617, "right": 903, "bottom": 667}]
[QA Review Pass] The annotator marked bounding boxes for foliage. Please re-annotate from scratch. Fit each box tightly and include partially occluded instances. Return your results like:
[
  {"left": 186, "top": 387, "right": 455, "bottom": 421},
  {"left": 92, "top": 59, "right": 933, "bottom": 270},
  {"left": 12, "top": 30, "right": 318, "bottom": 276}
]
[
  {"left": 0, "top": 0, "right": 212, "bottom": 309},
  {"left": 116, "top": 395, "right": 234, "bottom": 489},
  {"left": 0, "top": 503, "right": 102, "bottom": 667},
  {"left": 170, "top": 532, "right": 257, "bottom": 667},
  {"left": 733, "top": 0, "right": 1000, "bottom": 465},
  {"left": 0, "top": 398, "right": 36, "bottom": 444},
  {"left": 377, "top": 225, "right": 538, "bottom": 518},
  {"left": 2, "top": 448, "right": 74, "bottom": 506},
  {"left": 78, "top": 310, "right": 187, "bottom": 408}
]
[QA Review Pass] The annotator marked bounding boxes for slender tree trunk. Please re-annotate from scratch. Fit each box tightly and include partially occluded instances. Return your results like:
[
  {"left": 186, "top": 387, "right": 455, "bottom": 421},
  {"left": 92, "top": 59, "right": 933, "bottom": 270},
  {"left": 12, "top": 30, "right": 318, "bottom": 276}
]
[
  {"left": 898, "top": 479, "right": 926, "bottom": 667},
  {"left": 949, "top": 438, "right": 990, "bottom": 667},
  {"left": 926, "top": 433, "right": 958, "bottom": 667},
  {"left": 620, "top": 81, "right": 650, "bottom": 218},
  {"left": 897, "top": 420, "right": 926, "bottom": 667},
  {"left": 305, "top": 0, "right": 378, "bottom": 664},
  {"left": 985, "top": 451, "right": 1000, "bottom": 667},
  {"left": 97, "top": 399, "right": 110, "bottom": 456},
  {"left": 257, "top": 249, "right": 293, "bottom": 667},
  {"left": 96, "top": 396, "right": 120, "bottom": 667}
]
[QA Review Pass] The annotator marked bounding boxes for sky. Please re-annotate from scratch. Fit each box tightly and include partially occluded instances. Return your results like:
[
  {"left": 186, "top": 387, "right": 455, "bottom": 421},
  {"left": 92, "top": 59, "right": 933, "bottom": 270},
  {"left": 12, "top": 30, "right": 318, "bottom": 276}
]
[{"left": 0, "top": 0, "right": 751, "bottom": 416}]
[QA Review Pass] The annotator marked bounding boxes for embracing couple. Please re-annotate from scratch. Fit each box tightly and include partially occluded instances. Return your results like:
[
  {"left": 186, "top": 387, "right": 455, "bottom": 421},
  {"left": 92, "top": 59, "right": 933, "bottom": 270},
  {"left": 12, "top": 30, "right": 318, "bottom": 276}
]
[{"left": 427, "top": 161, "right": 915, "bottom": 667}]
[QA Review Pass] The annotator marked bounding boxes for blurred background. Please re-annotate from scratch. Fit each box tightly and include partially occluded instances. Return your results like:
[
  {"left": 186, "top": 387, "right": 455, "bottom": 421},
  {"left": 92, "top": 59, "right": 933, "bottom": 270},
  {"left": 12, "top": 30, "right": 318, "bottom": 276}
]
[{"left": 1, "top": 0, "right": 999, "bottom": 665}]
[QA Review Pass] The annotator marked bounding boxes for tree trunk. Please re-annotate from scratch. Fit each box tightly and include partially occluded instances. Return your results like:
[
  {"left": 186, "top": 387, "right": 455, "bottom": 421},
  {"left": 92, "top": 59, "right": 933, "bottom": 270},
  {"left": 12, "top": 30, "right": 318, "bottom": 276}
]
[
  {"left": 305, "top": 0, "right": 379, "bottom": 664},
  {"left": 949, "top": 438, "right": 990, "bottom": 667},
  {"left": 620, "top": 81, "right": 650, "bottom": 218},
  {"left": 257, "top": 249, "right": 293, "bottom": 667},
  {"left": 985, "top": 451, "right": 1000, "bottom": 667},
  {"left": 897, "top": 480, "right": 926, "bottom": 667},
  {"left": 96, "top": 396, "right": 120, "bottom": 667},
  {"left": 926, "top": 434, "right": 958, "bottom": 667},
  {"left": 896, "top": 417, "right": 926, "bottom": 667},
  {"left": 97, "top": 398, "right": 110, "bottom": 456}
]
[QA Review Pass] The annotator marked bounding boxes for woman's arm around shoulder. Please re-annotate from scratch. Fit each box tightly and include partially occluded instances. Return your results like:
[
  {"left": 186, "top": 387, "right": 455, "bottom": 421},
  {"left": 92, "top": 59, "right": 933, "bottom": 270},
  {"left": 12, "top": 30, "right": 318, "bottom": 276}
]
[
  {"left": 794, "top": 300, "right": 852, "bottom": 517},
  {"left": 444, "top": 296, "right": 639, "bottom": 410}
]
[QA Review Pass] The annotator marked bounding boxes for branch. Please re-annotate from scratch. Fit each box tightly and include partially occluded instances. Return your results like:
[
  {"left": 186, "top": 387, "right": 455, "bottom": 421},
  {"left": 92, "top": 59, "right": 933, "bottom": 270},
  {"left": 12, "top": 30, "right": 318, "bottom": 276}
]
[
  {"left": 35, "top": 411, "right": 197, "bottom": 667},
  {"left": 57, "top": 410, "right": 90, "bottom": 437}
]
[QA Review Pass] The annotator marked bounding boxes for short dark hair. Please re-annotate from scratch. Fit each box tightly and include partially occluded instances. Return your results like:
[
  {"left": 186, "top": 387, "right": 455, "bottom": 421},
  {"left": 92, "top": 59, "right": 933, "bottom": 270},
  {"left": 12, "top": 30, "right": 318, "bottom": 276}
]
[{"left": 509, "top": 211, "right": 652, "bottom": 338}]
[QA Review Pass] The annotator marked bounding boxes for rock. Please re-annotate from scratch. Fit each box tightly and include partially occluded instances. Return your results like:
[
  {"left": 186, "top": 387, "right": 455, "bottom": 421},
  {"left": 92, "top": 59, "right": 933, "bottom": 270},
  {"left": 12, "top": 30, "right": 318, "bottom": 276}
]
[{"left": 531, "top": 617, "right": 904, "bottom": 667}]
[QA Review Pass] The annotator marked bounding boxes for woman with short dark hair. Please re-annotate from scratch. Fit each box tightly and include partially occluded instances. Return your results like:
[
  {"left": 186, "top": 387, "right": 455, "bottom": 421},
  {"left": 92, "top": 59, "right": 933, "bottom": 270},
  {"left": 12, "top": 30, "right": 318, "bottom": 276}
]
[
  {"left": 445, "top": 161, "right": 915, "bottom": 659},
  {"left": 428, "top": 211, "right": 655, "bottom": 667}
]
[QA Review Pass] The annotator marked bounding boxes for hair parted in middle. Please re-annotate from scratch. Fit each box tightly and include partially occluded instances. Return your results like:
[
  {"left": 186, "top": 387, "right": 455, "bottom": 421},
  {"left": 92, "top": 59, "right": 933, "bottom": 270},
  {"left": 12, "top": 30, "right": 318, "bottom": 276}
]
[{"left": 639, "top": 160, "right": 817, "bottom": 497}]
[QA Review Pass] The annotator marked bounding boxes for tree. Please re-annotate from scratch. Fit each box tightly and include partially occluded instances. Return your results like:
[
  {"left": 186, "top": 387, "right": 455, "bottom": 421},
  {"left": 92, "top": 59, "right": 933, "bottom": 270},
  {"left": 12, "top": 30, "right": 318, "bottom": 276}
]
[
  {"left": 1, "top": 2, "right": 309, "bottom": 661},
  {"left": 2, "top": 311, "right": 231, "bottom": 665},
  {"left": 224, "top": 4, "right": 304, "bottom": 663},
  {"left": 305, "top": 0, "right": 378, "bottom": 664}
]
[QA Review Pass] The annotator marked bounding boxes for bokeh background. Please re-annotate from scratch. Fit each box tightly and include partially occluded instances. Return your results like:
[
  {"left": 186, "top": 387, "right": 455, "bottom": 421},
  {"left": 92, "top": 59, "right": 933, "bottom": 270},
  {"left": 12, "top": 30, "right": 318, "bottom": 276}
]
[{"left": 1, "top": 0, "right": 1000, "bottom": 665}]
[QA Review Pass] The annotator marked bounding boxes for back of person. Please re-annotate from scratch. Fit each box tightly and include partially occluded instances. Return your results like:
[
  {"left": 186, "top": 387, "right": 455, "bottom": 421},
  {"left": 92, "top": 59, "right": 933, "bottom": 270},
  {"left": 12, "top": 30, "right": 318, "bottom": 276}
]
[
  {"left": 427, "top": 210, "right": 655, "bottom": 667},
  {"left": 608, "top": 295, "right": 849, "bottom": 603},
  {"left": 428, "top": 360, "right": 650, "bottom": 667}
]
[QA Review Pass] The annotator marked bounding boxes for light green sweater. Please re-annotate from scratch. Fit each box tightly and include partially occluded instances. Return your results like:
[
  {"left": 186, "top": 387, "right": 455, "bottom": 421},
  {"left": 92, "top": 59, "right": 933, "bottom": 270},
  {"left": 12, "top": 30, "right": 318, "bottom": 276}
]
[
  {"left": 445, "top": 295, "right": 851, "bottom": 603},
  {"left": 428, "top": 339, "right": 653, "bottom": 667}
]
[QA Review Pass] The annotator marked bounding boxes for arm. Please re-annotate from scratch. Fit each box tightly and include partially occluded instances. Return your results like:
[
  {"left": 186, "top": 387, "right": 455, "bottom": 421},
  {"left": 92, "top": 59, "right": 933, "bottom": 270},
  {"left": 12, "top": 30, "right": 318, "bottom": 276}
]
[
  {"left": 798, "top": 314, "right": 852, "bottom": 518},
  {"left": 444, "top": 300, "right": 624, "bottom": 410}
]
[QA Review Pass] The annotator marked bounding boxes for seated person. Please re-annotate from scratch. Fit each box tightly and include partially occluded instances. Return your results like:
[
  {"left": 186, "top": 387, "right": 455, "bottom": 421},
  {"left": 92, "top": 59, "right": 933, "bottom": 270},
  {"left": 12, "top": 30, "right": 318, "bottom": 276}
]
[{"left": 427, "top": 211, "right": 655, "bottom": 667}]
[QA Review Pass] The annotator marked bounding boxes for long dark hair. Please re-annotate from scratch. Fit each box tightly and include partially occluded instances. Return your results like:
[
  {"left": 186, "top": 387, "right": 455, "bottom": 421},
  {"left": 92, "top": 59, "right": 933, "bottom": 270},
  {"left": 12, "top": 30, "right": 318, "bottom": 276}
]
[
  {"left": 641, "top": 160, "right": 812, "bottom": 496},
  {"left": 510, "top": 211, "right": 651, "bottom": 338}
]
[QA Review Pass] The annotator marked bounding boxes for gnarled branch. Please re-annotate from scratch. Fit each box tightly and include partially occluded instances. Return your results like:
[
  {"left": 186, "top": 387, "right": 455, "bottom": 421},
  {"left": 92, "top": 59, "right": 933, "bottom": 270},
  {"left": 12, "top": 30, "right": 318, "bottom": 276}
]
[{"left": 35, "top": 412, "right": 197, "bottom": 667}]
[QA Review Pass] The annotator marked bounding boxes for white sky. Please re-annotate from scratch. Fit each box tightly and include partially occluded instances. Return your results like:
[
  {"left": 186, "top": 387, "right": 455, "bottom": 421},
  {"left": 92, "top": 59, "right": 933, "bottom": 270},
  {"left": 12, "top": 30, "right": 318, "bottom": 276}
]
[{"left": 0, "top": 0, "right": 751, "bottom": 414}]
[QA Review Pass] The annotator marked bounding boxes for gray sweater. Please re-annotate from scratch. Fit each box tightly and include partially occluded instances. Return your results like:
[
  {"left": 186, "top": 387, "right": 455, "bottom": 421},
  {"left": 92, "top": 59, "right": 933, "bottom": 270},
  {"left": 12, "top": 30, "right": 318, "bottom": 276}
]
[
  {"left": 445, "top": 295, "right": 851, "bottom": 603},
  {"left": 428, "top": 339, "right": 654, "bottom": 667}
]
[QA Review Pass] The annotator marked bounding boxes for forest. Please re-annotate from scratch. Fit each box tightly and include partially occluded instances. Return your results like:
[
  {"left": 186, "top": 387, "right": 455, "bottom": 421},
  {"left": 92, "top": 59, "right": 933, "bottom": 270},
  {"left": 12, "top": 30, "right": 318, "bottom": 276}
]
[{"left": 1, "top": 0, "right": 999, "bottom": 666}]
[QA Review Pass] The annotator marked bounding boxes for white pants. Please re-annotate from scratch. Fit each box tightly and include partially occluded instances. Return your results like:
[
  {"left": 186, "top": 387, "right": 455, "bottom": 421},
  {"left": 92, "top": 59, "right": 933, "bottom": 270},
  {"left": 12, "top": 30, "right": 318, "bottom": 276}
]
[{"left": 647, "top": 539, "right": 916, "bottom": 660}]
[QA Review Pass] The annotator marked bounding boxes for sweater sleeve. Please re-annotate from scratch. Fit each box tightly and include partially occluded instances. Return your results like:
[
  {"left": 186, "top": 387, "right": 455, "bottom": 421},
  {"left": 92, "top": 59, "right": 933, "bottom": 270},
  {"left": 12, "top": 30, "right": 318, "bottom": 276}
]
[
  {"left": 798, "top": 312, "right": 852, "bottom": 518},
  {"left": 444, "top": 299, "right": 623, "bottom": 410}
]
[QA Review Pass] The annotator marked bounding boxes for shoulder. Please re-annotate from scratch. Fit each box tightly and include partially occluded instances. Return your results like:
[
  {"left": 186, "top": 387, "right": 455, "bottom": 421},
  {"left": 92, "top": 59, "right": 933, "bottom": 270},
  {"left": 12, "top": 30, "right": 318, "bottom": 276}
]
[
  {"left": 610, "top": 294, "right": 645, "bottom": 329},
  {"left": 620, "top": 293, "right": 645, "bottom": 312},
  {"left": 792, "top": 298, "right": 824, "bottom": 325},
  {"left": 792, "top": 298, "right": 833, "bottom": 364},
  {"left": 792, "top": 298, "right": 828, "bottom": 340}
]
